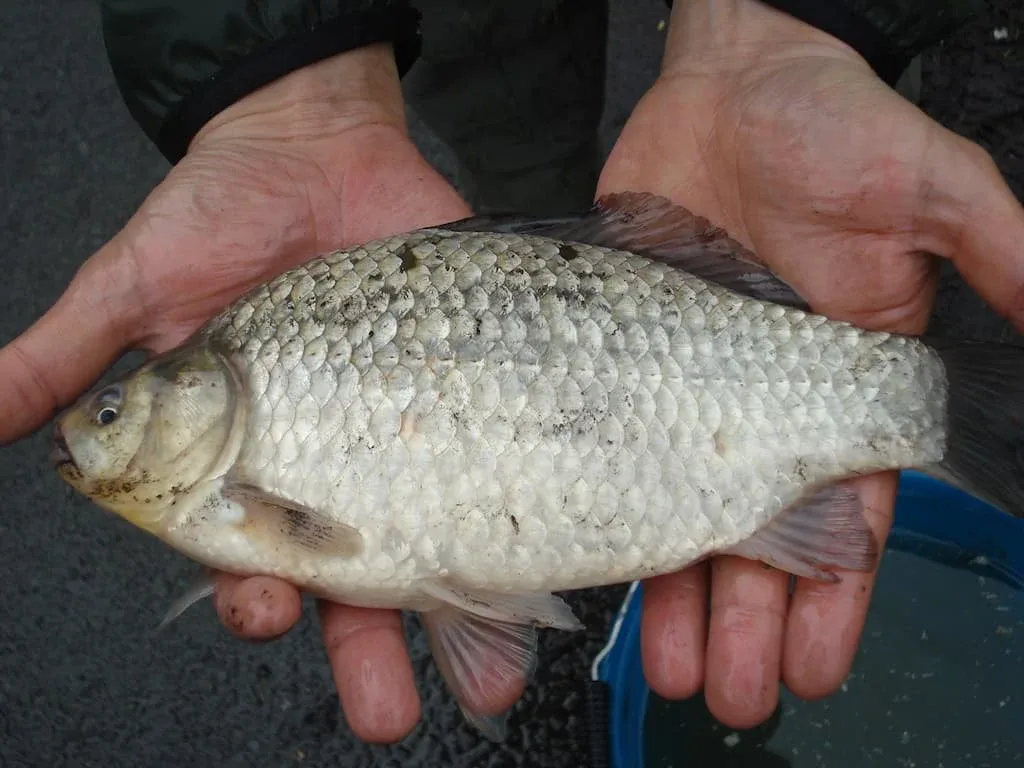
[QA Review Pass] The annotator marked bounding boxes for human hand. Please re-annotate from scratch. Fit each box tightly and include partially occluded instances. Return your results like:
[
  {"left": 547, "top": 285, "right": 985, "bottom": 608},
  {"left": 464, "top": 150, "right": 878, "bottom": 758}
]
[
  {"left": 599, "top": 0, "right": 1024, "bottom": 729},
  {"left": 0, "top": 45, "right": 473, "bottom": 742}
]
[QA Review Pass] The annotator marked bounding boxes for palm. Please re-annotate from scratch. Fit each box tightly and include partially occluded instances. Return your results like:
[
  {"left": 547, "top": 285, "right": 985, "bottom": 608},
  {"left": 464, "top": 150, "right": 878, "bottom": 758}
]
[
  {"left": 603, "top": 57, "right": 941, "bottom": 333},
  {"left": 123, "top": 148, "right": 333, "bottom": 353},
  {"left": 116, "top": 127, "right": 470, "bottom": 355}
]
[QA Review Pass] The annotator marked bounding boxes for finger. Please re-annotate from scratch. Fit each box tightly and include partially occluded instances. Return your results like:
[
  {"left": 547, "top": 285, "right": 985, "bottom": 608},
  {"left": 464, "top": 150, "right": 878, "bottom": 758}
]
[
  {"left": 923, "top": 130, "right": 1024, "bottom": 332},
  {"left": 318, "top": 602, "right": 420, "bottom": 744},
  {"left": 213, "top": 573, "right": 303, "bottom": 640},
  {"left": 640, "top": 565, "right": 709, "bottom": 700},
  {"left": 704, "top": 556, "right": 790, "bottom": 729},
  {"left": 782, "top": 471, "right": 897, "bottom": 697},
  {"left": 0, "top": 238, "right": 141, "bottom": 444}
]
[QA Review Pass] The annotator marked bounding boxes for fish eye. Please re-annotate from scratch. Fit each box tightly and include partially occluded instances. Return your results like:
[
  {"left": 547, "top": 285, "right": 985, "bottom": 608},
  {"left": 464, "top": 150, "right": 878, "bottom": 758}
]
[{"left": 96, "top": 406, "right": 119, "bottom": 426}]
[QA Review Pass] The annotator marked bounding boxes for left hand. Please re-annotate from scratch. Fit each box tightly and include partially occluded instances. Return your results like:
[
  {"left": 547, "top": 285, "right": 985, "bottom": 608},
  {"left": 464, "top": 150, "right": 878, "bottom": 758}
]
[
  {"left": 0, "top": 46, "right": 476, "bottom": 744},
  {"left": 599, "top": 0, "right": 1024, "bottom": 728}
]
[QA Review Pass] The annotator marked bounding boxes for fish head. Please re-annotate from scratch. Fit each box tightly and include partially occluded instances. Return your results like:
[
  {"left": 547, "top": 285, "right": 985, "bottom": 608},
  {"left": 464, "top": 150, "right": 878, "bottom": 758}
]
[{"left": 51, "top": 344, "right": 241, "bottom": 531}]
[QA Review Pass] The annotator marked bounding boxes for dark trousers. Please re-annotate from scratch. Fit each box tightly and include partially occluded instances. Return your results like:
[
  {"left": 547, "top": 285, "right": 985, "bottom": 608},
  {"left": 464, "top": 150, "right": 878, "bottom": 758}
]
[{"left": 403, "top": 0, "right": 609, "bottom": 215}]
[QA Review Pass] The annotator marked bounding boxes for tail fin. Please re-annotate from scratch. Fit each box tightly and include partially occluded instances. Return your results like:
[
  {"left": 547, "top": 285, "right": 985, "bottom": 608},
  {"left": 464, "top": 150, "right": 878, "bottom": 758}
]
[{"left": 925, "top": 339, "right": 1024, "bottom": 517}]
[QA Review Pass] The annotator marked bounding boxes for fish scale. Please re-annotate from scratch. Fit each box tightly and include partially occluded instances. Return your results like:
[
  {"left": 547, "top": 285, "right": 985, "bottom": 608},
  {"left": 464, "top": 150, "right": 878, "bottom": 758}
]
[{"left": 198, "top": 227, "right": 945, "bottom": 596}]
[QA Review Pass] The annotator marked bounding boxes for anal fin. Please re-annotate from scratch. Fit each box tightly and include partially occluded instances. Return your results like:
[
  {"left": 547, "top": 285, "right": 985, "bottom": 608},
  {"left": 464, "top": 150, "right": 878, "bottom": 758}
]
[
  {"left": 418, "top": 580, "right": 584, "bottom": 739},
  {"left": 224, "top": 481, "right": 363, "bottom": 558},
  {"left": 421, "top": 608, "right": 537, "bottom": 741},
  {"left": 724, "top": 484, "right": 879, "bottom": 582}
]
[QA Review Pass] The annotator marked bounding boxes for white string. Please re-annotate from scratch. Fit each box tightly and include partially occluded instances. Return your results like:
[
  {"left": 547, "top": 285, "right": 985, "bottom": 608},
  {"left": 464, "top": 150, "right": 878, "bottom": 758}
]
[{"left": 590, "top": 580, "right": 640, "bottom": 681}]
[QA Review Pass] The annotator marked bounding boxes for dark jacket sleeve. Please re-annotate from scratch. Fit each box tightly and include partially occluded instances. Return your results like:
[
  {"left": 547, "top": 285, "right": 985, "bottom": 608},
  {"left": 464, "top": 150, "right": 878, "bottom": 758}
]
[
  {"left": 664, "top": 0, "right": 977, "bottom": 86},
  {"left": 100, "top": 0, "right": 422, "bottom": 165},
  {"left": 747, "top": 0, "right": 978, "bottom": 85}
]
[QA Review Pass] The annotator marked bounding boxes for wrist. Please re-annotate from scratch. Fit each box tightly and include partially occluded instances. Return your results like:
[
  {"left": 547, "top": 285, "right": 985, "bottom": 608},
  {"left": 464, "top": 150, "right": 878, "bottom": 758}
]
[
  {"left": 191, "top": 44, "right": 408, "bottom": 153},
  {"left": 662, "top": 0, "right": 870, "bottom": 77}
]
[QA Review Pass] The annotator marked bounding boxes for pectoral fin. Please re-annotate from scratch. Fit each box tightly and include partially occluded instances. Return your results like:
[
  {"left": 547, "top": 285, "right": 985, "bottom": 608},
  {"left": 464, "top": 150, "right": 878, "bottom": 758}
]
[
  {"left": 724, "top": 483, "right": 879, "bottom": 582},
  {"left": 224, "top": 482, "right": 363, "bottom": 558},
  {"left": 418, "top": 581, "right": 584, "bottom": 739}
]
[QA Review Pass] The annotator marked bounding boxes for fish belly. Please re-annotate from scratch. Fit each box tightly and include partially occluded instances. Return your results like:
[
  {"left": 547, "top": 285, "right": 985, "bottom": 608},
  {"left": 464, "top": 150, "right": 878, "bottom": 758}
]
[{"left": 204, "top": 230, "right": 949, "bottom": 600}]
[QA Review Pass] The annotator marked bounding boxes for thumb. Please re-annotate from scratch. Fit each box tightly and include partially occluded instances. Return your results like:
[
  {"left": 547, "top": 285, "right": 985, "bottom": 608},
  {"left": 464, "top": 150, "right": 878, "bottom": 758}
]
[
  {"left": 0, "top": 237, "right": 142, "bottom": 444},
  {"left": 924, "top": 132, "right": 1024, "bottom": 331}
]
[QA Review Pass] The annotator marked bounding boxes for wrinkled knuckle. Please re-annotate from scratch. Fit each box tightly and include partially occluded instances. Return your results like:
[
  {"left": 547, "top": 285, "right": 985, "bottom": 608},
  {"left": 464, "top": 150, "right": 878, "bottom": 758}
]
[
  {"left": 711, "top": 603, "right": 786, "bottom": 636},
  {"left": 321, "top": 609, "right": 400, "bottom": 655},
  {"left": 794, "top": 581, "right": 845, "bottom": 605},
  {"left": 322, "top": 622, "right": 356, "bottom": 655},
  {"left": 8, "top": 342, "right": 60, "bottom": 415},
  {"left": 77, "top": 238, "right": 146, "bottom": 342}
]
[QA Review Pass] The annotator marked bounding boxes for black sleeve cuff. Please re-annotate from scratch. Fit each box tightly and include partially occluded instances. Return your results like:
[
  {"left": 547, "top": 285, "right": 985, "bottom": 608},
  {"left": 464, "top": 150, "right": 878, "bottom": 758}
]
[
  {"left": 755, "top": 0, "right": 976, "bottom": 85},
  {"left": 757, "top": 0, "right": 978, "bottom": 84},
  {"left": 662, "top": 0, "right": 977, "bottom": 86},
  {"left": 100, "top": 0, "right": 422, "bottom": 164}
]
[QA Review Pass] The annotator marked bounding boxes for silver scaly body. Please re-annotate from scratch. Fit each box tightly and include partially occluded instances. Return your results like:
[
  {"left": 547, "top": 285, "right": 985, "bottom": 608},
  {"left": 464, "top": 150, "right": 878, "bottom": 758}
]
[{"left": 182, "top": 227, "right": 947, "bottom": 606}]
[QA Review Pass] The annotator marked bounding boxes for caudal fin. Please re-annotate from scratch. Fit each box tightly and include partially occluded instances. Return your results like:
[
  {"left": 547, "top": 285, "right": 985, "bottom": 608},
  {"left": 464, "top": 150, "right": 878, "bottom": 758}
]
[{"left": 925, "top": 339, "right": 1024, "bottom": 517}]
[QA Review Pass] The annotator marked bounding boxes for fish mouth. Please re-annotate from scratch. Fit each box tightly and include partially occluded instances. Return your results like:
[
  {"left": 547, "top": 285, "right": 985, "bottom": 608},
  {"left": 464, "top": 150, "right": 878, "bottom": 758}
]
[{"left": 49, "top": 424, "right": 76, "bottom": 469}]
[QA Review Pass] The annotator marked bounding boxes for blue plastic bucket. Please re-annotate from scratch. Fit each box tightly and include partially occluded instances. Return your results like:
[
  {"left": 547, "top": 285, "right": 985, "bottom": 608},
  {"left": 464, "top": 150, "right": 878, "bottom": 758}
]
[{"left": 595, "top": 470, "right": 1024, "bottom": 767}]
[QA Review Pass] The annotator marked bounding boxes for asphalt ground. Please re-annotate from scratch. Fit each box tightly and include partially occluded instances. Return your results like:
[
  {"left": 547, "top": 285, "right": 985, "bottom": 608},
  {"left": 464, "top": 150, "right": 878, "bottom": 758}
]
[{"left": 0, "top": 1, "right": 1021, "bottom": 766}]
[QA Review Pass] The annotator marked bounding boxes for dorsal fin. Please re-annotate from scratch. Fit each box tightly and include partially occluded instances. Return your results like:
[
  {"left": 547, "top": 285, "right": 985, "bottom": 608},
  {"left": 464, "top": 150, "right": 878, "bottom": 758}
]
[{"left": 441, "top": 191, "right": 808, "bottom": 310}]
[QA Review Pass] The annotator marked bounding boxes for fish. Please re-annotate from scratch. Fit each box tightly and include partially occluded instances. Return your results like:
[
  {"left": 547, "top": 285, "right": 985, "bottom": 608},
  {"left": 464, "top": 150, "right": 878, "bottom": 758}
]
[{"left": 50, "top": 191, "right": 1024, "bottom": 739}]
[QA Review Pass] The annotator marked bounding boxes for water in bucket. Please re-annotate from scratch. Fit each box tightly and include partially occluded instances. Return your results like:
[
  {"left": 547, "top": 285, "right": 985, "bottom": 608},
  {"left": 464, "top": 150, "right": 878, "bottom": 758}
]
[{"left": 597, "top": 472, "right": 1024, "bottom": 767}]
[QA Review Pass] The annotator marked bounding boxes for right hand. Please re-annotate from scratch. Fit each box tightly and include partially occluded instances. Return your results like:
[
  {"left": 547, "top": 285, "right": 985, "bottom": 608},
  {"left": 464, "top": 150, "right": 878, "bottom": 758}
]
[
  {"left": 598, "top": 0, "right": 1024, "bottom": 731},
  {"left": 0, "top": 45, "right": 474, "bottom": 743}
]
